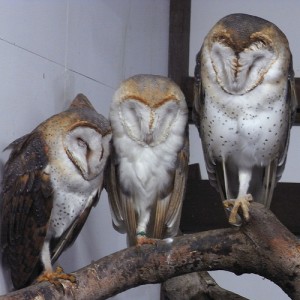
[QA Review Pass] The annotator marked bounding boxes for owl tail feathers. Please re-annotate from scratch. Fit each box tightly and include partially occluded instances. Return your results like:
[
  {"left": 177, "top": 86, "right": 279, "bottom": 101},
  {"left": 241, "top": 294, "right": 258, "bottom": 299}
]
[
  {"left": 123, "top": 197, "right": 138, "bottom": 247},
  {"left": 152, "top": 196, "right": 169, "bottom": 239},
  {"left": 259, "top": 160, "right": 278, "bottom": 209},
  {"left": 126, "top": 234, "right": 137, "bottom": 247}
]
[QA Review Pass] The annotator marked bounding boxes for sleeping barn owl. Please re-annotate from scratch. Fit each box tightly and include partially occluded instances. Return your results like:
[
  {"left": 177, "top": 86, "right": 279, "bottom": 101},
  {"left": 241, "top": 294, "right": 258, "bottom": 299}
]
[
  {"left": 0, "top": 94, "right": 111, "bottom": 289},
  {"left": 193, "top": 13, "right": 297, "bottom": 225},
  {"left": 107, "top": 74, "right": 189, "bottom": 246}
]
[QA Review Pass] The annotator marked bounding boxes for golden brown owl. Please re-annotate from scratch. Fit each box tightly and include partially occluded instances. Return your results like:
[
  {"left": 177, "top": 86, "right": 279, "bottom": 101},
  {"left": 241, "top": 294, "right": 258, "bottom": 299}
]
[{"left": 1, "top": 94, "right": 111, "bottom": 289}]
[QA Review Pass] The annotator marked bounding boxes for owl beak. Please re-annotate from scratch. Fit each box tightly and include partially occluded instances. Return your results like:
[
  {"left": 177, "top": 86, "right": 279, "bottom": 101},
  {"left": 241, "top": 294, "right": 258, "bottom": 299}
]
[{"left": 144, "top": 132, "right": 153, "bottom": 144}]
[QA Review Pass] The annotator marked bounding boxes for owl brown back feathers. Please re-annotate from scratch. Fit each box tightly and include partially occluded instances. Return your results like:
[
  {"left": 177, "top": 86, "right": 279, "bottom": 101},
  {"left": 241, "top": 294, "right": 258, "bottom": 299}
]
[{"left": 1, "top": 94, "right": 111, "bottom": 289}]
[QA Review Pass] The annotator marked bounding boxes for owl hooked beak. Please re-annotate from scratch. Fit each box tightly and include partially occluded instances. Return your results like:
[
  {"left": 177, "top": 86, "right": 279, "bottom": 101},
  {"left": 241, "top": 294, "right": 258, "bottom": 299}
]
[
  {"left": 143, "top": 109, "right": 155, "bottom": 144},
  {"left": 144, "top": 132, "right": 153, "bottom": 144}
]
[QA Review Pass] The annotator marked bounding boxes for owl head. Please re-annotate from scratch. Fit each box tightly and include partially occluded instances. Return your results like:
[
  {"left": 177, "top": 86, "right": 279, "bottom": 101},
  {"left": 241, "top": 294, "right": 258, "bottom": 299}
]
[
  {"left": 198, "top": 13, "right": 291, "bottom": 95},
  {"left": 38, "top": 94, "right": 112, "bottom": 182},
  {"left": 110, "top": 74, "right": 188, "bottom": 147}
]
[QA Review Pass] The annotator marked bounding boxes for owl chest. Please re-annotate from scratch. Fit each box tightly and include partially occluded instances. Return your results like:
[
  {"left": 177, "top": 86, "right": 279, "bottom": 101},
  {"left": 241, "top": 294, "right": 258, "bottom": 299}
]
[
  {"left": 201, "top": 89, "right": 289, "bottom": 164},
  {"left": 45, "top": 163, "right": 99, "bottom": 238},
  {"left": 116, "top": 137, "right": 177, "bottom": 197}
]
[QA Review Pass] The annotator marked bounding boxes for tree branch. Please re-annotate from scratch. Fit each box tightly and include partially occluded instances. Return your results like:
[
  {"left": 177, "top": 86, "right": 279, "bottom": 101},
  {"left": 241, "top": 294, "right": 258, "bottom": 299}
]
[
  {"left": 1, "top": 203, "right": 300, "bottom": 299},
  {"left": 161, "top": 271, "right": 249, "bottom": 300}
]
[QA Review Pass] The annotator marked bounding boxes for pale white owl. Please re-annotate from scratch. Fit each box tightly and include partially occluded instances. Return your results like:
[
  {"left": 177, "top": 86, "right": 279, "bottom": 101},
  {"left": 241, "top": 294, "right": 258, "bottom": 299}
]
[
  {"left": 107, "top": 74, "right": 189, "bottom": 245},
  {"left": 193, "top": 14, "right": 297, "bottom": 225}
]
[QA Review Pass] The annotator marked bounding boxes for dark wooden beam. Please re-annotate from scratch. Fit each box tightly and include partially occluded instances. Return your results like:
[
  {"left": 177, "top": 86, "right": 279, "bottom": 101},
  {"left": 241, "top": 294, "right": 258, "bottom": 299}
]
[
  {"left": 180, "top": 164, "right": 229, "bottom": 233},
  {"left": 168, "top": 0, "right": 191, "bottom": 87},
  {"left": 180, "top": 164, "right": 300, "bottom": 235}
]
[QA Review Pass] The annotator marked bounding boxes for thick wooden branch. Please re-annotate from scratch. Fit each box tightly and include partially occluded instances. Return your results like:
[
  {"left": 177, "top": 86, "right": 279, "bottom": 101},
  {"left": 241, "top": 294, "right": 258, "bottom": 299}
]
[
  {"left": 1, "top": 203, "right": 300, "bottom": 299},
  {"left": 161, "top": 272, "right": 249, "bottom": 300}
]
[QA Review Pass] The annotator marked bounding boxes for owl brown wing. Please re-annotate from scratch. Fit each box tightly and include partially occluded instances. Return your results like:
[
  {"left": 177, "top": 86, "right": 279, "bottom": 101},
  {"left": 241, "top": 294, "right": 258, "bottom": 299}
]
[
  {"left": 277, "top": 59, "right": 298, "bottom": 175},
  {"left": 153, "top": 129, "right": 189, "bottom": 239},
  {"left": 193, "top": 48, "right": 216, "bottom": 187},
  {"left": 193, "top": 48, "right": 204, "bottom": 131},
  {"left": 193, "top": 50, "right": 220, "bottom": 192},
  {"left": 260, "top": 59, "right": 299, "bottom": 208},
  {"left": 104, "top": 147, "right": 126, "bottom": 234},
  {"left": 0, "top": 132, "right": 53, "bottom": 289},
  {"left": 105, "top": 146, "right": 138, "bottom": 246},
  {"left": 255, "top": 59, "right": 298, "bottom": 207}
]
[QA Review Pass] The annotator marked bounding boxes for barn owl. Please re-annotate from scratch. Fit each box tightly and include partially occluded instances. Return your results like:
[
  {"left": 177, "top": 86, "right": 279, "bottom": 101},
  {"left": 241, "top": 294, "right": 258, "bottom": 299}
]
[
  {"left": 193, "top": 13, "right": 297, "bottom": 225},
  {"left": 107, "top": 74, "right": 189, "bottom": 246},
  {"left": 0, "top": 94, "right": 111, "bottom": 289}
]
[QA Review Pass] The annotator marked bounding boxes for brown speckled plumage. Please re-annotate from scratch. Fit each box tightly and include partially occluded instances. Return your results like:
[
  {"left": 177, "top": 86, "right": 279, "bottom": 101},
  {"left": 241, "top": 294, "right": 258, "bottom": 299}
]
[{"left": 1, "top": 94, "right": 111, "bottom": 289}]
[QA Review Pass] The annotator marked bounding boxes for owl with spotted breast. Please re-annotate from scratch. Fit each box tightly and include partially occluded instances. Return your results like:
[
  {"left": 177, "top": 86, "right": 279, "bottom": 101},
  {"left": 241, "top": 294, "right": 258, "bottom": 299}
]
[
  {"left": 0, "top": 94, "right": 111, "bottom": 289},
  {"left": 106, "top": 74, "right": 189, "bottom": 246},
  {"left": 193, "top": 13, "right": 297, "bottom": 225}
]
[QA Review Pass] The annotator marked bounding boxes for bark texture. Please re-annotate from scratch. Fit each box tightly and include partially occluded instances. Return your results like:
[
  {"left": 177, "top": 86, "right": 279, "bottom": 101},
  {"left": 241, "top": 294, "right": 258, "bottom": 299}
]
[
  {"left": 1, "top": 203, "right": 299, "bottom": 300},
  {"left": 161, "top": 272, "right": 249, "bottom": 300}
]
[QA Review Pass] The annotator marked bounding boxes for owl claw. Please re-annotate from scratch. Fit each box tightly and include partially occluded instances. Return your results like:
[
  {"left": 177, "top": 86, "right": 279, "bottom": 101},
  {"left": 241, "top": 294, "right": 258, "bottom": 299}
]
[
  {"left": 223, "top": 194, "right": 253, "bottom": 225},
  {"left": 36, "top": 266, "right": 76, "bottom": 292},
  {"left": 136, "top": 232, "right": 157, "bottom": 246}
]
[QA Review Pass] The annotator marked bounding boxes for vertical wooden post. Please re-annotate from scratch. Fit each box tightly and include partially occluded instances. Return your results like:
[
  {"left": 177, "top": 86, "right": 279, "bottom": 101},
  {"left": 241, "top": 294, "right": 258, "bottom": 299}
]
[{"left": 168, "top": 0, "right": 191, "bottom": 87}]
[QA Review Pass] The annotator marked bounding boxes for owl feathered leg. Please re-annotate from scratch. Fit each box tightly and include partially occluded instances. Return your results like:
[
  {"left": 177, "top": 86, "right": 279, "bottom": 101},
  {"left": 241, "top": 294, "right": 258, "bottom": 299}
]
[
  {"left": 136, "top": 209, "right": 156, "bottom": 246},
  {"left": 123, "top": 195, "right": 156, "bottom": 246},
  {"left": 223, "top": 168, "right": 253, "bottom": 225},
  {"left": 223, "top": 194, "right": 253, "bottom": 225},
  {"left": 36, "top": 241, "right": 76, "bottom": 289}
]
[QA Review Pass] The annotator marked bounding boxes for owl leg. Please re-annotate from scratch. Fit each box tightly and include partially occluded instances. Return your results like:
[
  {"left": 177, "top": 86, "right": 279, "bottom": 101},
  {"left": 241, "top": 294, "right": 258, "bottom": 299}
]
[
  {"left": 36, "top": 241, "right": 76, "bottom": 290},
  {"left": 223, "top": 194, "right": 253, "bottom": 225},
  {"left": 136, "top": 211, "right": 156, "bottom": 246},
  {"left": 223, "top": 169, "right": 253, "bottom": 225}
]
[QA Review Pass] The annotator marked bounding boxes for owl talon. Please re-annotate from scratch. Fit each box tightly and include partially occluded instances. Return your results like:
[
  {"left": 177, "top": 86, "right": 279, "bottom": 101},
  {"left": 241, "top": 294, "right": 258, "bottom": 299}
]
[
  {"left": 136, "top": 233, "right": 157, "bottom": 246},
  {"left": 36, "top": 266, "right": 76, "bottom": 291},
  {"left": 223, "top": 194, "right": 253, "bottom": 225}
]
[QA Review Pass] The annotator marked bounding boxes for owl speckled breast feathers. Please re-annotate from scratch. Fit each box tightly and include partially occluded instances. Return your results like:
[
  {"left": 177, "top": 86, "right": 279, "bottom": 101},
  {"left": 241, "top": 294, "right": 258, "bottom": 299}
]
[
  {"left": 106, "top": 74, "right": 189, "bottom": 246},
  {"left": 193, "top": 14, "right": 297, "bottom": 225},
  {"left": 0, "top": 94, "right": 111, "bottom": 289}
]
